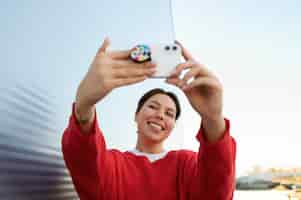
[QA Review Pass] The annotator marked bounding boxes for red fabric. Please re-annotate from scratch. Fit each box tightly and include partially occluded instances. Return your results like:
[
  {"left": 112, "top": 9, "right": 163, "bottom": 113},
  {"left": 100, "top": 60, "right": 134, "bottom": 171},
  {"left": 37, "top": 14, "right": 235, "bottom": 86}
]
[{"left": 62, "top": 104, "right": 236, "bottom": 200}]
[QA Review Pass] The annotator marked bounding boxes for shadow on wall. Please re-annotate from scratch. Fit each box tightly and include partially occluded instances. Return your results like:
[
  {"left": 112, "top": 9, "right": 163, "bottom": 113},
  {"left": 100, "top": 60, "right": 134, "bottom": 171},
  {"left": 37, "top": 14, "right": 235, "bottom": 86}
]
[{"left": 0, "top": 83, "right": 77, "bottom": 199}]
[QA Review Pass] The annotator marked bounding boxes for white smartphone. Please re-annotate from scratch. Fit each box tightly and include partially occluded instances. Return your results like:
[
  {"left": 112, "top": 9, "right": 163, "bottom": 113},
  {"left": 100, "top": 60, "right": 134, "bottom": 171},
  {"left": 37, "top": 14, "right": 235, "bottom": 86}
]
[
  {"left": 130, "top": 43, "right": 182, "bottom": 78},
  {"left": 150, "top": 43, "right": 182, "bottom": 78}
]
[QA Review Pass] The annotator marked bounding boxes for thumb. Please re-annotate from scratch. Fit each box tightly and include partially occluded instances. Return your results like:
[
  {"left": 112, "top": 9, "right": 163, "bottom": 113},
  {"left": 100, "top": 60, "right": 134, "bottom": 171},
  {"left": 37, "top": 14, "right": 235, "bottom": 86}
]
[
  {"left": 97, "top": 37, "right": 110, "bottom": 55},
  {"left": 175, "top": 40, "right": 195, "bottom": 61}
]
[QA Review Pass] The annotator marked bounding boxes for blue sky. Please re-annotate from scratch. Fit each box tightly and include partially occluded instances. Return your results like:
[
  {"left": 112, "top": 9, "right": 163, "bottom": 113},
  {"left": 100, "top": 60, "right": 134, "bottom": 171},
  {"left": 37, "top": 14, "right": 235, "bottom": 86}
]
[
  {"left": 172, "top": 0, "right": 301, "bottom": 175},
  {"left": 1, "top": 0, "right": 300, "bottom": 176}
]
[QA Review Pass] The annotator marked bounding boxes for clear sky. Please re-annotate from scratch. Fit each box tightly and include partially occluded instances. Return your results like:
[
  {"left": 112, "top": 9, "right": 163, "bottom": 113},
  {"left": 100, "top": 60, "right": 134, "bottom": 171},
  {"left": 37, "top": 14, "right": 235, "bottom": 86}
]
[
  {"left": 1, "top": 0, "right": 300, "bottom": 177},
  {"left": 172, "top": 0, "right": 301, "bottom": 176}
]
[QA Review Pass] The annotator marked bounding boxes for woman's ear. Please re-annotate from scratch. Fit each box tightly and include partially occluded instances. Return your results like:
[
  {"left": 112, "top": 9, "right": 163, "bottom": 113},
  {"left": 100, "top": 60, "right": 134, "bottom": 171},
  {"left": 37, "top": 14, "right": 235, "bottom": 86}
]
[{"left": 134, "top": 112, "right": 137, "bottom": 123}]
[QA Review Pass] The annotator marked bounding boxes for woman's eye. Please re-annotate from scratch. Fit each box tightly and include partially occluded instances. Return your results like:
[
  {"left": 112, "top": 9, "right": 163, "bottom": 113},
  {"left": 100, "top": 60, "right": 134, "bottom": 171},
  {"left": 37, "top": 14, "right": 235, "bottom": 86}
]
[
  {"left": 148, "top": 105, "right": 156, "bottom": 109},
  {"left": 166, "top": 112, "right": 175, "bottom": 118}
]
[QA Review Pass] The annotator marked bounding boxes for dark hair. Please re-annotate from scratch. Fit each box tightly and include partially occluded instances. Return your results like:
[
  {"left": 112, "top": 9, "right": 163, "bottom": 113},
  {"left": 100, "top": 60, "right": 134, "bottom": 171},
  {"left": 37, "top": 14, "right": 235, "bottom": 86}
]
[{"left": 136, "top": 88, "right": 181, "bottom": 120}]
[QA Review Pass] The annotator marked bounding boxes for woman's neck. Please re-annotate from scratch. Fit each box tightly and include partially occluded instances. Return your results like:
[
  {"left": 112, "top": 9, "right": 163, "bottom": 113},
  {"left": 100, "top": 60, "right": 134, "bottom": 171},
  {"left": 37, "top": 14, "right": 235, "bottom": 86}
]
[{"left": 135, "top": 139, "right": 164, "bottom": 154}]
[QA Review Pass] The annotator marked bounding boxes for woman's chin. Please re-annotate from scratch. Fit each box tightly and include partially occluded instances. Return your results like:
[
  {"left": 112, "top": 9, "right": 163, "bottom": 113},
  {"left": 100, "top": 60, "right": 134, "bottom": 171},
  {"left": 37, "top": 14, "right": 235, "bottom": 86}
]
[{"left": 144, "top": 132, "right": 168, "bottom": 143}]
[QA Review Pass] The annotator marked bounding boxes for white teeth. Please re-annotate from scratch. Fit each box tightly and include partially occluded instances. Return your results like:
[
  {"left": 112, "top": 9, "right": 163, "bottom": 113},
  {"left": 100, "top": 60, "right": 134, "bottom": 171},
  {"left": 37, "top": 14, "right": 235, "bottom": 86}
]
[{"left": 148, "top": 122, "right": 163, "bottom": 131}]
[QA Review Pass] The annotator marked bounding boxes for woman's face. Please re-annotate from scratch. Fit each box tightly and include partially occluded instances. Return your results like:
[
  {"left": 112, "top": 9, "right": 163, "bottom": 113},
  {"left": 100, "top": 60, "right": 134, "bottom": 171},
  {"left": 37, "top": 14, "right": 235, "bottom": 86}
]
[{"left": 135, "top": 93, "right": 177, "bottom": 143}]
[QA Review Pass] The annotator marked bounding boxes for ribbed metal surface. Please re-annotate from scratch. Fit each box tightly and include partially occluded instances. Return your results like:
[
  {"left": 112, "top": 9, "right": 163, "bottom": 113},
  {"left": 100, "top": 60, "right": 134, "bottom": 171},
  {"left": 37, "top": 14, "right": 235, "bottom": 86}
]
[{"left": 0, "top": 84, "right": 78, "bottom": 200}]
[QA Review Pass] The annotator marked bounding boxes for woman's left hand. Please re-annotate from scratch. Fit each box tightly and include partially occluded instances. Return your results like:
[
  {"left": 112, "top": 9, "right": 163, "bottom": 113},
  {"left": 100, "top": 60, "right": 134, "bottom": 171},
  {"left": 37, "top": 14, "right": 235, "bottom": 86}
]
[
  {"left": 166, "top": 42, "right": 223, "bottom": 120},
  {"left": 166, "top": 42, "right": 225, "bottom": 141}
]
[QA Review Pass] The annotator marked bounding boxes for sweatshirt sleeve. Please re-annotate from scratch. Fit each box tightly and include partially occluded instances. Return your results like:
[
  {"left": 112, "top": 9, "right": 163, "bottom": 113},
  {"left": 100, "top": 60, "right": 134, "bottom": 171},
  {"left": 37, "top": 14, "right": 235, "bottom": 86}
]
[
  {"left": 61, "top": 103, "right": 108, "bottom": 200},
  {"left": 186, "top": 118, "right": 236, "bottom": 200}
]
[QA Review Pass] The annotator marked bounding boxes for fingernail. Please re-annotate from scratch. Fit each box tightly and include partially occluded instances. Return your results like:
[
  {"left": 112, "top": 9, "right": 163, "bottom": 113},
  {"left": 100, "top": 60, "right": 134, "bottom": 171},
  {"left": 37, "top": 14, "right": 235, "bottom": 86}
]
[
  {"left": 146, "top": 62, "right": 155, "bottom": 67},
  {"left": 169, "top": 71, "right": 176, "bottom": 76},
  {"left": 151, "top": 61, "right": 157, "bottom": 66},
  {"left": 104, "top": 36, "right": 110, "bottom": 42},
  {"left": 150, "top": 69, "right": 156, "bottom": 73},
  {"left": 181, "top": 82, "right": 187, "bottom": 89},
  {"left": 165, "top": 77, "right": 171, "bottom": 81},
  {"left": 183, "top": 84, "right": 190, "bottom": 90}
]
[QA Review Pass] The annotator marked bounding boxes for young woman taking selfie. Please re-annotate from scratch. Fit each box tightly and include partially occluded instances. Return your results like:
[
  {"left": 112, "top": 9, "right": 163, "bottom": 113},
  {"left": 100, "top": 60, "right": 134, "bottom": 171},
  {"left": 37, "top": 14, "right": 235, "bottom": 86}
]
[{"left": 62, "top": 38, "right": 236, "bottom": 200}]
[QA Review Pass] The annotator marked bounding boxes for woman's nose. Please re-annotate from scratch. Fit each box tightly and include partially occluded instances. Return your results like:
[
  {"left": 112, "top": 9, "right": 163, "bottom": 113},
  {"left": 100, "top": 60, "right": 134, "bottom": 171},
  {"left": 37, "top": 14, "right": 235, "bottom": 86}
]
[{"left": 155, "top": 110, "right": 164, "bottom": 120}]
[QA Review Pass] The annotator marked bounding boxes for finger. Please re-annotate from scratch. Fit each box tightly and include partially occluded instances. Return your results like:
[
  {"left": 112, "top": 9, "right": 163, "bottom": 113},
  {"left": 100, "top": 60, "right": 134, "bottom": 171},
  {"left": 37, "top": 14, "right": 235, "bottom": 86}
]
[
  {"left": 113, "top": 60, "right": 156, "bottom": 69},
  {"left": 169, "top": 60, "right": 195, "bottom": 77},
  {"left": 175, "top": 40, "right": 195, "bottom": 61},
  {"left": 188, "top": 63, "right": 215, "bottom": 78},
  {"left": 183, "top": 77, "right": 220, "bottom": 91},
  {"left": 113, "top": 66, "right": 156, "bottom": 78},
  {"left": 113, "top": 75, "right": 148, "bottom": 88},
  {"left": 182, "top": 67, "right": 201, "bottom": 83},
  {"left": 107, "top": 49, "right": 132, "bottom": 60},
  {"left": 97, "top": 37, "right": 110, "bottom": 55},
  {"left": 166, "top": 77, "right": 186, "bottom": 89},
  {"left": 181, "top": 63, "right": 216, "bottom": 82},
  {"left": 112, "top": 61, "right": 156, "bottom": 78}
]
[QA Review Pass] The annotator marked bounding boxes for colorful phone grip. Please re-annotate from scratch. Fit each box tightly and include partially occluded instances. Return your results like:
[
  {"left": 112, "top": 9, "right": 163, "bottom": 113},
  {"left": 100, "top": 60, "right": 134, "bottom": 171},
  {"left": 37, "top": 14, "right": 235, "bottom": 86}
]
[{"left": 130, "top": 44, "right": 151, "bottom": 63}]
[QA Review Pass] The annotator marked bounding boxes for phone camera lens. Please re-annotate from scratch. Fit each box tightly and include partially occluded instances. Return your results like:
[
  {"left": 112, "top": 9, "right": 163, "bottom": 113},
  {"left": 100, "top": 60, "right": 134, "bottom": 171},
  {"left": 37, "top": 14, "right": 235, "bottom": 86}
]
[
  {"left": 172, "top": 46, "right": 177, "bottom": 51},
  {"left": 165, "top": 46, "right": 170, "bottom": 51}
]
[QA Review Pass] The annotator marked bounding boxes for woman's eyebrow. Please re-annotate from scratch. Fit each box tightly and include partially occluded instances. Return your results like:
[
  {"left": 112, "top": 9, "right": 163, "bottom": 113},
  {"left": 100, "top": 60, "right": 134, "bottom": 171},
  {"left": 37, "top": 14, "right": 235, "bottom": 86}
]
[
  {"left": 149, "top": 100, "right": 176, "bottom": 113},
  {"left": 149, "top": 100, "right": 160, "bottom": 105}
]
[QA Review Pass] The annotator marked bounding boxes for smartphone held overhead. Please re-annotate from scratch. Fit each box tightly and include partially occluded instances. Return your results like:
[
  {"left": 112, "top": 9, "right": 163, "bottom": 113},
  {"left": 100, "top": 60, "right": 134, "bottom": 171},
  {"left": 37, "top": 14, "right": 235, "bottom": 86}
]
[{"left": 130, "top": 43, "right": 182, "bottom": 78}]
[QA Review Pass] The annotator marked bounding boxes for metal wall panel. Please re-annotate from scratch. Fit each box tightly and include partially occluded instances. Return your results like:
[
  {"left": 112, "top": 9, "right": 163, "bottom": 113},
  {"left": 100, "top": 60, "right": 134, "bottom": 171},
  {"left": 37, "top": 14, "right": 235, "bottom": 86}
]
[
  {"left": 0, "top": 1, "right": 176, "bottom": 199},
  {"left": 0, "top": 84, "right": 78, "bottom": 199}
]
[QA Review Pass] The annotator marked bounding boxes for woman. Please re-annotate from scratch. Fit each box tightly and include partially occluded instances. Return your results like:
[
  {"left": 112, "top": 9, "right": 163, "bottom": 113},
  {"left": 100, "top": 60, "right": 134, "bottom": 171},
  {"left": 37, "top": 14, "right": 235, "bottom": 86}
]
[{"left": 62, "top": 38, "right": 236, "bottom": 200}]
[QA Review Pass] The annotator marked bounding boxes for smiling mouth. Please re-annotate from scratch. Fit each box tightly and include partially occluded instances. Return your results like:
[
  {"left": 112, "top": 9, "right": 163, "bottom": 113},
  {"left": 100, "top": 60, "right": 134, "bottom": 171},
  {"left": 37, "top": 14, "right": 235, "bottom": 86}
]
[{"left": 147, "top": 121, "right": 165, "bottom": 131}]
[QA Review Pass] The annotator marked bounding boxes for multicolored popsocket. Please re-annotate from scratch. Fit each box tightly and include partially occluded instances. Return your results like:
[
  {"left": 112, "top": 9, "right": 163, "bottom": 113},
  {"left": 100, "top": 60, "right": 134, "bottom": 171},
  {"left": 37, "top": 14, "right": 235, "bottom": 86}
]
[{"left": 130, "top": 44, "right": 151, "bottom": 63}]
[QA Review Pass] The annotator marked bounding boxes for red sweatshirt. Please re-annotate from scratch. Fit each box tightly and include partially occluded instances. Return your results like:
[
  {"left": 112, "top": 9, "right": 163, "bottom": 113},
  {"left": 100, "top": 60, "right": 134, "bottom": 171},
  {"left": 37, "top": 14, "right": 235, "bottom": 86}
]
[{"left": 62, "top": 104, "right": 236, "bottom": 200}]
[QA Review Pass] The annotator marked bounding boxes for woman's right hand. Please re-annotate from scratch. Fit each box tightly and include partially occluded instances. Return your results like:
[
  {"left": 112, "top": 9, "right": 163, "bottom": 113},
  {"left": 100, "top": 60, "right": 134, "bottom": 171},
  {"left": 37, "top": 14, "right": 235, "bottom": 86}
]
[
  {"left": 76, "top": 38, "right": 156, "bottom": 109},
  {"left": 75, "top": 38, "right": 156, "bottom": 128}
]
